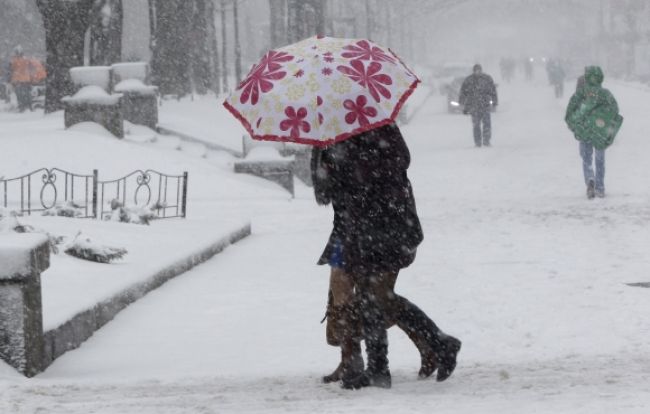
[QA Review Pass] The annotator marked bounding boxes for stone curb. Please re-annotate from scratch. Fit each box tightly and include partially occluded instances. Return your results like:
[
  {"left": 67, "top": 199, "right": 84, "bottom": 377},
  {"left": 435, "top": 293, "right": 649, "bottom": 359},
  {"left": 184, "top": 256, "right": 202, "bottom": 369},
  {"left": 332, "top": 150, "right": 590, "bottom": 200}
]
[{"left": 40, "top": 223, "right": 252, "bottom": 372}]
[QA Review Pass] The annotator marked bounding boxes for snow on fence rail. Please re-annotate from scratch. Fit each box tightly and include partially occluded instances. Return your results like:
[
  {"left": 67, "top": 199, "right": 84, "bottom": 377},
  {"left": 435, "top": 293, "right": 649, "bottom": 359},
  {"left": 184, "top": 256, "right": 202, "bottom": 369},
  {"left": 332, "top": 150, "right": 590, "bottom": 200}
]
[{"left": 1, "top": 168, "right": 188, "bottom": 219}]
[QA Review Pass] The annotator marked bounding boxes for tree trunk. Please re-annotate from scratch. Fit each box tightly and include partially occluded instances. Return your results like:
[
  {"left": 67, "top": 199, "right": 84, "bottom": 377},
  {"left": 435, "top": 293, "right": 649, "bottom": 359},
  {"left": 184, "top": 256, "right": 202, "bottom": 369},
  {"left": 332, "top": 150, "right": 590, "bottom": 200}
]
[
  {"left": 89, "top": 0, "right": 123, "bottom": 66},
  {"left": 150, "top": 0, "right": 193, "bottom": 97},
  {"left": 209, "top": 0, "right": 222, "bottom": 95},
  {"left": 233, "top": 0, "right": 242, "bottom": 85},
  {"left": 220, "top": 0, "right": 229, "bottom": 92},
  {"left": 36, "top": 0, "right": 94, "bottom": 113},
  {"left": 269, "top": 0, "right": 287, "bottom": 48},
  {"left": 191, "top": 0, "right": 211, "bottom": 94}
]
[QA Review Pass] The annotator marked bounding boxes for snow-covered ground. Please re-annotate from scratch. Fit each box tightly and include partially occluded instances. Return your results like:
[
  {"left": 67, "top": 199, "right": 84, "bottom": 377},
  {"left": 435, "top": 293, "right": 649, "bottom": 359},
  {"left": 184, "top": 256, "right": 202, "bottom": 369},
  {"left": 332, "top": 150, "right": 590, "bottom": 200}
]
[{"left": 2, "top": 76, "right": 650, "bottom": 413}]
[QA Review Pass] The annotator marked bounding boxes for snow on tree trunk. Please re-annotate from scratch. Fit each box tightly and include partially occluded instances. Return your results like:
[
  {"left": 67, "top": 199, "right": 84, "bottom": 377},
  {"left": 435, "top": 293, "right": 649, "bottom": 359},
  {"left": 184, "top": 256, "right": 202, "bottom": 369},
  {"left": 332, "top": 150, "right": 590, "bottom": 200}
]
[
  {"left": 36, "top": 0, "right": 94, "bottom": 113},
  {"left": 89, "top": 0, "right": 123, "bottom": 66}
]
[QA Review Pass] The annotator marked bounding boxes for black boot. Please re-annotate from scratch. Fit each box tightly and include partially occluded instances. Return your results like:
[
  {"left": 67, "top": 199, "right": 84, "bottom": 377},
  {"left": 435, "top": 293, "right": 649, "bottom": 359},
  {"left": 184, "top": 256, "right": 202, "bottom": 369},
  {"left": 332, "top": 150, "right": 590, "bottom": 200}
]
[
  {"left": 342, "top": 292, "right": 391, "bottom": 390},
  {"left": 395, "top": 298, "right": 461, "bottom": 382},
  {"left": 323, "top": 341, "right": 364, "bottom": 383},
  {"left": 395, "top": 297, "right": 437, "bottom": 379}
]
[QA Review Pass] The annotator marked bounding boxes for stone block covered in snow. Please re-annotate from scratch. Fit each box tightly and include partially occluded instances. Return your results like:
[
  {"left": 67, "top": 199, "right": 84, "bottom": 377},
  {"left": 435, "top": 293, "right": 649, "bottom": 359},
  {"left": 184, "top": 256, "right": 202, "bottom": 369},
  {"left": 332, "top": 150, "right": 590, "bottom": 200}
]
[
  {"left": 62, "top": 86, "right": 124, "bottom": 138},
  {"left": 111, "top": 62, "right": 149, "bottom": 84},
  {"left": 0, "top": 233, "right": 49, "bottom": 377},
  {"left": 69, "top": 66, "right": 112, "bottom": 91}
]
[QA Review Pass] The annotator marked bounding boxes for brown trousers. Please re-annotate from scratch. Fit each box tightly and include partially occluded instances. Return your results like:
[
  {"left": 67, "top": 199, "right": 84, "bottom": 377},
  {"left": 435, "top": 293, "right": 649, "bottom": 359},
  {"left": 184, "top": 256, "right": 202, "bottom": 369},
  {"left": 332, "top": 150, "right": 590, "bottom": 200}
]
[{"left": 326, "top": 267, "right": 399, "bottom": 346}]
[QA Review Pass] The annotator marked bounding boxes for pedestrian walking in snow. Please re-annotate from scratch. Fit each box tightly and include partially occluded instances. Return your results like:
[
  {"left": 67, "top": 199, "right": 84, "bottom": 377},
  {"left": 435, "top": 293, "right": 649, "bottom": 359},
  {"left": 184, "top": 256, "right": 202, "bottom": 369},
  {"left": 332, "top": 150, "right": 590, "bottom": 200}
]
[
  {"left": 565, "top": 66, "right": 623, "bottom": 199},
  {"left": 312, "top": 145, "right": 440, "bottom": 384},
  {"left": 10, "top": 46, "right": 33, "bottom": 112},
  {"left": 546, "top": 59, "right": 566, "bottom": 98},
  {"left": 312, "top": 124, "right": 461, "bottom": 390},
  {"left": 459, "top": 64, "right": 498, "bottom": 147},
  {"left": 223, "top": 36, "right": 460, "bottom": 390}
]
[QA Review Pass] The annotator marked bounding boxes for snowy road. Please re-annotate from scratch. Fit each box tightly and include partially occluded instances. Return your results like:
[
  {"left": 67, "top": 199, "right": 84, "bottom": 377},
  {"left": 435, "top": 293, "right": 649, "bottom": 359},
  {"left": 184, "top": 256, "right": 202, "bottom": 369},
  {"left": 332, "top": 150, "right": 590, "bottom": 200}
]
[{"left": 2, "top": 78, "right": 650, "bottom": 413}]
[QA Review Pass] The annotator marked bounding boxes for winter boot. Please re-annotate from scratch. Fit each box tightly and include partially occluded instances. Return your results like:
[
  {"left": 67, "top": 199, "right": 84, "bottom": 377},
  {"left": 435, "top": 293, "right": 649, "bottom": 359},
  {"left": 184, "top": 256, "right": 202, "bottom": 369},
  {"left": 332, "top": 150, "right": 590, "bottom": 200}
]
[
  {"left": 587, "top": 179, "right": 595, "bottom": 199},
  {"left": 341, "top": 292, "right": 391, "bottom": 390},
  {"left": 322, "top": 341, "right": 364, "bottom": 383},
  {"left": 395, "top": 297, "right": 437, "bottom": 379},
  {"left": 323, "top": 301, "right": 364, "bottom": 383},
  {"left": 395, "top": 297, "right": 461, "bottom": 382}
]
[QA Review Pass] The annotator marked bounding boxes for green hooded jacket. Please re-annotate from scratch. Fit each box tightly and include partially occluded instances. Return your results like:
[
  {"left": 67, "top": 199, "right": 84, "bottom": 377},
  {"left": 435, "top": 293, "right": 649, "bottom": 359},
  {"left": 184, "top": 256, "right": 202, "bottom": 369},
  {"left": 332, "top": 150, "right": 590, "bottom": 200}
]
[{"left": 565, "top": 66, "right": 623, "bottom": 149}]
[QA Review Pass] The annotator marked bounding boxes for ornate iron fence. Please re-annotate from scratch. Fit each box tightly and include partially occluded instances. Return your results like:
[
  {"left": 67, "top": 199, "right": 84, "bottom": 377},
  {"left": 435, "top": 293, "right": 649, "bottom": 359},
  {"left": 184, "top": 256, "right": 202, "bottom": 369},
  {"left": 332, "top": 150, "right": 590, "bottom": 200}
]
[
  {"left": 97, "top": 170, "right": 188, "bottom": 219},
  {"left": 1, "top": 168, "right": 187, "bottom": 220},
  {"left": 1, "top": 168, "right": 97, "bottom": 217}
]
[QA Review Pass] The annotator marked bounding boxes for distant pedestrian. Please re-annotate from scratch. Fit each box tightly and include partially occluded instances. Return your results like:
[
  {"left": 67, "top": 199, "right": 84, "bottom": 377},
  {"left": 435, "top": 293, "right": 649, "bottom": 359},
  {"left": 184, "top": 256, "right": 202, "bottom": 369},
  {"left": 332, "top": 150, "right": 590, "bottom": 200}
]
[
  {"left": 565, "top": 66, "right": 623, "bottom": 199},
  {"left": 546, "top": 59, "right": 566, "bottom": 98},
  {"left": 10, "top": 46, "right": 33, "bottom": 112},
  {"left": 459, "top": 64, "right": 498, "bottom": 147}
]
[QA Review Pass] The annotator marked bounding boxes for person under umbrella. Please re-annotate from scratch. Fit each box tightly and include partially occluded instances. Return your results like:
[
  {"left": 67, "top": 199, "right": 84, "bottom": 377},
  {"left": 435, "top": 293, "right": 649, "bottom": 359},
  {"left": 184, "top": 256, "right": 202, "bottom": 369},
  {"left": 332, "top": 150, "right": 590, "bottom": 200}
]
[{"left": 224, "top": 36, "right": 461, "bottom": 389}]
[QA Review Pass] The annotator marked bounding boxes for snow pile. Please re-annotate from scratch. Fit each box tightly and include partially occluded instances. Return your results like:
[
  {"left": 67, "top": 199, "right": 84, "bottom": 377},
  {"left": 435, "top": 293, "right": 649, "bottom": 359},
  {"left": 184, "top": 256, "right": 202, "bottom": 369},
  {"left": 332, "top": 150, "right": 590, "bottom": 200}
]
[
  {"left": 64, "top": 232, "right": 127, "bottom": 264},
  {"left": 69, "top": 66, "right": 112, "bottom": 91},
  {"left": 114, "top": 79, "right": 157, "bottom": 95},
  {"left": 62, "top": 85, "right": 121, "bottom": 105},
  {"left": 244, "top": 146, "right": 293, "bottom": 161},
  {"left": 0, "top": 208, "right": 21, "bottom": 233}
]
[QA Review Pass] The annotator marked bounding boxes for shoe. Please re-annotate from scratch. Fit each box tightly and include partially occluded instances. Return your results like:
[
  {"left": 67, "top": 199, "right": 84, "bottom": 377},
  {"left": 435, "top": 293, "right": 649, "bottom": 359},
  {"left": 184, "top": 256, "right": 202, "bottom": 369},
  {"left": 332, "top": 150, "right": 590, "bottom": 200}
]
[
  {"left": 595, "top": 189, "right": 605, "bottom": 198},
  {"left": 436, "top": 334, "right": 462, "bottom": 382},
  {"left": 341, "top": 369, "right": 392, "bottom": 389},
  {"left": 483, "top": 142, "right": 491, "bottom": 147},
  {"left": 586, "top": 180, "right": 595, "bottom": 199}
]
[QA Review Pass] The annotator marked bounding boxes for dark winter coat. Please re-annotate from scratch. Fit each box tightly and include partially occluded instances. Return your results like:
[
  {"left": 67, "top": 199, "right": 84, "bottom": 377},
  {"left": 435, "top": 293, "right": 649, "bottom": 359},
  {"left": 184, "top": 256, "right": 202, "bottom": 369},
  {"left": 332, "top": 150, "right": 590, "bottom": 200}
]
[
  {"left": 311, "top": 124, "right": 423, "bottom": 273},
  {"left": 459, "top": 73, "right": 498, "bottom": 113}
]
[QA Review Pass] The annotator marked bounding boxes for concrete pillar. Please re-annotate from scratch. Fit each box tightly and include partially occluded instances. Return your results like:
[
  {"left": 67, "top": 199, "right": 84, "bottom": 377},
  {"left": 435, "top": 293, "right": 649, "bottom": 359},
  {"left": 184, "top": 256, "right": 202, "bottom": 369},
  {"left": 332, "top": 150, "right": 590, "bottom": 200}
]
[{"left": 0, "top": 234, "right": 49, "bottom": 377}]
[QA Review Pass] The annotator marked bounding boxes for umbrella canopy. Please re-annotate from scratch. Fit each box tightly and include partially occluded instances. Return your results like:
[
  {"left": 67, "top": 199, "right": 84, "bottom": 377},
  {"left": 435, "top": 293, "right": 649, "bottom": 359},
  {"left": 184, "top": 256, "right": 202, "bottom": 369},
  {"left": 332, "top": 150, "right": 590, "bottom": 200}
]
[{"left": 223, "top": 36, "right": 419, "bottom": 147}]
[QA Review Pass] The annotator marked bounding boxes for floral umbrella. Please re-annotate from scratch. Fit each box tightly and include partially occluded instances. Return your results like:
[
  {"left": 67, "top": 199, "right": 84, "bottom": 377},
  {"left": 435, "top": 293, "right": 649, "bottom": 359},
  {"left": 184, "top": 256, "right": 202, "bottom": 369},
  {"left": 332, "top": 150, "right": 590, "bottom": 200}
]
[{"left": 223, "top": 36, "right": 420, "bottom": 147}]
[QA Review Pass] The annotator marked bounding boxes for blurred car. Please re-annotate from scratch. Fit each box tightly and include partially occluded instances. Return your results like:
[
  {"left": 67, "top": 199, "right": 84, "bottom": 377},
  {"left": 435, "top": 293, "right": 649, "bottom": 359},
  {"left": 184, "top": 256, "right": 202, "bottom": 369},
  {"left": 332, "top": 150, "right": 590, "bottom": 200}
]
[
  {"left": 441, "top": 76, "right": 465, "bottom": 113},
  {"left": 441, "top": 76, "right": 498, "bottom": 114}
]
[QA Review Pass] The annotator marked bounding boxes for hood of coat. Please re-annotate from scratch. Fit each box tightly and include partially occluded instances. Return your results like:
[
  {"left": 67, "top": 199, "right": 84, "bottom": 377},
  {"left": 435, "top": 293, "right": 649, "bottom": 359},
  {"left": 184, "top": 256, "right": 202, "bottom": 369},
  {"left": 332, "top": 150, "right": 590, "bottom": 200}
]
[{"left": 584, "top": 66, "right": 604, "bottom": 87}]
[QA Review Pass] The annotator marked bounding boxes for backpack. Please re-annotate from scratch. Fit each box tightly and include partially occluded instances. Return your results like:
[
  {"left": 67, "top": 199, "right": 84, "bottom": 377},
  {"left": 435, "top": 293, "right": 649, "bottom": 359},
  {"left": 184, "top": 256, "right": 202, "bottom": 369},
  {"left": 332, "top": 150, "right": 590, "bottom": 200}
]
[{"left": 567, "top": 86, "right": 623, "bottom": 150}]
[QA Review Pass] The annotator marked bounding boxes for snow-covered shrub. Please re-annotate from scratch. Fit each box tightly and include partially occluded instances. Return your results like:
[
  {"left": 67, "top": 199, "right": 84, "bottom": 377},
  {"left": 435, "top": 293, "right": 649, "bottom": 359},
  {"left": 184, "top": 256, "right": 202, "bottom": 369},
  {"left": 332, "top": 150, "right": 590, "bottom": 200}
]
[
  {"left": 64, "top": 232, "right": 127, "bottom": 264},
  {"left": 1, "top": 207, "right": 64, "bottom": 252},
  {"left": 0, "top": 207, "right": 23, "bottom": 233},
  {"left": 42, "top": 201, "right": 85, "bottom": 218},
  {"left": 107, "top": 199, "right": 158, "bottom": 225}
]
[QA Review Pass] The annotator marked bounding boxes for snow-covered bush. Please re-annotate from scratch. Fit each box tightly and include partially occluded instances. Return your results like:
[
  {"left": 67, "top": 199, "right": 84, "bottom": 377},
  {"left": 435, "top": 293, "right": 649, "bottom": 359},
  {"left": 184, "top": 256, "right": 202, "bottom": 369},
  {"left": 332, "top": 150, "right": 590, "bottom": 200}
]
[
  {"left": 1, "top": 207, "right": 64, "bottom": 252},
  {"left": 42, "top": 201, "right": 85, "bottom": 218},
  {"left": 64, "top": 232, "right": 127, "bottom": 264},
  {"left": 107, "top": 199, "right": 159, "bottom": 225}
]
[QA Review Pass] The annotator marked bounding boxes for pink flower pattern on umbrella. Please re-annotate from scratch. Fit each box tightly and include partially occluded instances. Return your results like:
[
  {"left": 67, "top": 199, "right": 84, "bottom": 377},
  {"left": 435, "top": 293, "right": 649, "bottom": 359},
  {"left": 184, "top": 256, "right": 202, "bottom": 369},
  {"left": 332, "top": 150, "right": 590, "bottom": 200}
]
[
  {"left": 224, "top": 36, "right": 420, "bottom": 147},
  {"left": 337, "top": 59, "right": 393, "bottom": 103},
  {"left": 341, "top": 40, "right": 396, "bottom": 63},
  {"left": 238, "top": 51, "right": 294, "bottom": 105},
  {"left": 343, "top": 95, "right": 378, "bottom": 127},
  {"left": 280, "top": 106, "right": 311, "bottom": 139}
]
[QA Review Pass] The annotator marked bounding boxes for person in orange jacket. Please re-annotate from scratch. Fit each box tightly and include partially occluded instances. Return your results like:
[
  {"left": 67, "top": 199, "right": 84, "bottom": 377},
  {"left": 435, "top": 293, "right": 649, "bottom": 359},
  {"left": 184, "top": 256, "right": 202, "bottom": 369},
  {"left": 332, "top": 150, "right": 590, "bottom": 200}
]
[{"left": 10, "top": 46, "right": 34, "bottom": 112}]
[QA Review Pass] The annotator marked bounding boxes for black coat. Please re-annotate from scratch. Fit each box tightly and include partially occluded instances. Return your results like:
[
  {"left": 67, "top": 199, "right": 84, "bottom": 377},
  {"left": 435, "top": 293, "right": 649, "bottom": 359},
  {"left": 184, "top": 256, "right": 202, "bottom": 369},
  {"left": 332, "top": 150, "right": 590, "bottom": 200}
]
[
  {"left": 311, "top": 124, "right": 423, "bottom": 273},
  {"left": 459, "top": 73, "right": 498, "bottom": 113}
]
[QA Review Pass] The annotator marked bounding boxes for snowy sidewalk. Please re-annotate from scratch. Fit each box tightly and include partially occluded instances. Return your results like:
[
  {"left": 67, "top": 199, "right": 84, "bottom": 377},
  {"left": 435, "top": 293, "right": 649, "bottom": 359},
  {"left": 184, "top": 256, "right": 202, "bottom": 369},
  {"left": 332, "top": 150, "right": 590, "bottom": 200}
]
[{"left": 2, "top": 79, "right": 650, "bottom": 413}]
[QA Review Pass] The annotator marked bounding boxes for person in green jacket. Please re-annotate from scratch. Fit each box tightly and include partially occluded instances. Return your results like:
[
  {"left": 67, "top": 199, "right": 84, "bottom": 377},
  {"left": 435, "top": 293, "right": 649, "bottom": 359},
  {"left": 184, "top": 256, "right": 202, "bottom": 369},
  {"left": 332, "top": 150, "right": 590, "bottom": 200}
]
[{"left": 565, "top": 66, "right": 621, "bottom": 199}]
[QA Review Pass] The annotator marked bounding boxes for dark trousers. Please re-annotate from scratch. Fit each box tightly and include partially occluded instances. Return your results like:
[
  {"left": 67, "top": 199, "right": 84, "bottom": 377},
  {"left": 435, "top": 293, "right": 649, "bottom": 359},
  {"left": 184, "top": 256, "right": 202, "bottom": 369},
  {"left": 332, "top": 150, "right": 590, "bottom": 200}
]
[
  {"left": 352, "top": 268, "right": 444, "bottom": 375},
  {"left": 471, "top": 110, "right": 491, "bottom": 146},
  {"left": 14, "top": 83, "right": 32, "bottom": 112}
]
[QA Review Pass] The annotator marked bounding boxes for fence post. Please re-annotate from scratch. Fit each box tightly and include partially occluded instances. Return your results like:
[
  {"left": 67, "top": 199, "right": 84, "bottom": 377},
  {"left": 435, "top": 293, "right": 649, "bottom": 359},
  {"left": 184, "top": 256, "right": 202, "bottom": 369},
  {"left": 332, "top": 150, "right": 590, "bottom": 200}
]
[
  {"left": 181, "top": 171, "right": 188, "bottom": 218},
  {"left": 92, "top": 169, "right": 98, "bottom": 219}
]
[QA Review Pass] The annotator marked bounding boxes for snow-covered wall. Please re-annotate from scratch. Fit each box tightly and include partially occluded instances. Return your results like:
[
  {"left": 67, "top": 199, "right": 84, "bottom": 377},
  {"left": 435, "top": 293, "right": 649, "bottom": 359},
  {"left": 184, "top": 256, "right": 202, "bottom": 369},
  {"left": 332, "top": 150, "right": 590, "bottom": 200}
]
[{"left": 0, "top": 233, "right": 49, "bottom": 377}]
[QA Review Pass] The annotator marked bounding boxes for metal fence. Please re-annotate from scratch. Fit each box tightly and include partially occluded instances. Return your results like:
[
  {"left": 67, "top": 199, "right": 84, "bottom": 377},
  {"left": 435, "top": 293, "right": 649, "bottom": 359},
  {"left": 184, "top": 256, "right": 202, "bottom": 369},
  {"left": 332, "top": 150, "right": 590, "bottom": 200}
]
[{"left": 1, "top": 168, "right": 187, "bottom": 219}]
